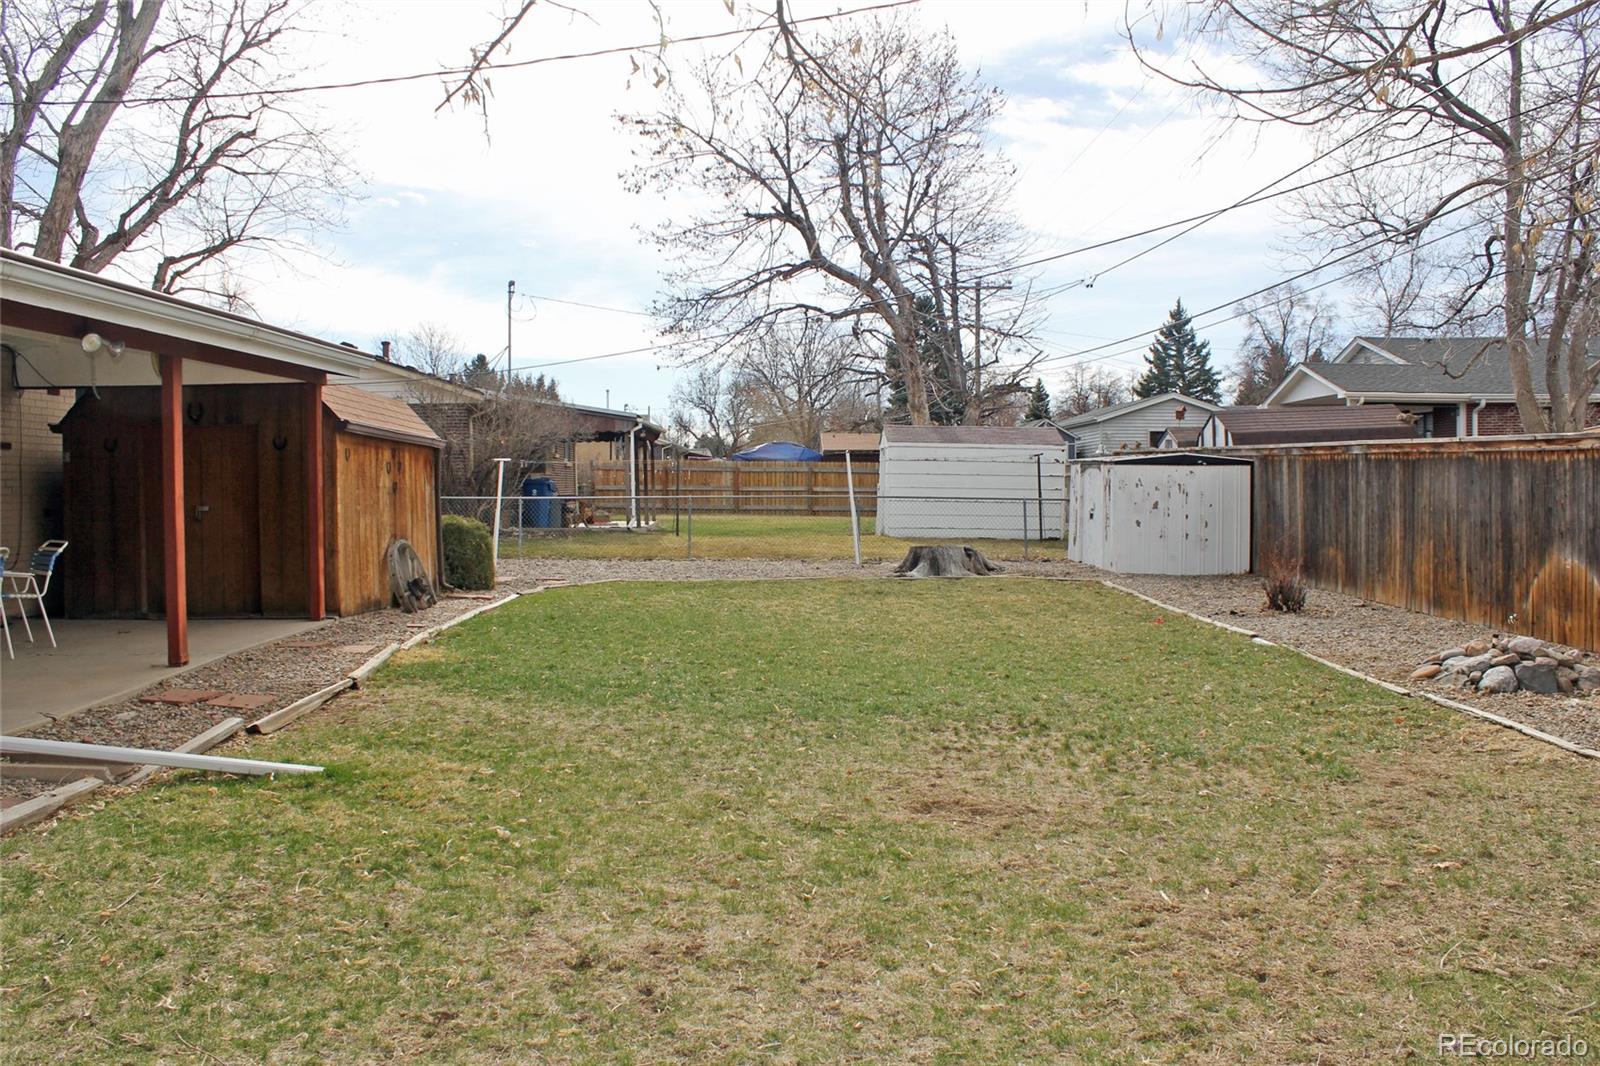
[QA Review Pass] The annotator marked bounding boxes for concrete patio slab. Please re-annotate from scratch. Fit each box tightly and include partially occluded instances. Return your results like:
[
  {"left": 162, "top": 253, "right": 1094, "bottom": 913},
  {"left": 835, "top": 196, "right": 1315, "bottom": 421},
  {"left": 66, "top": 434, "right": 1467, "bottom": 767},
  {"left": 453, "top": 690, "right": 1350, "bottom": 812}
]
[{"left": 0, "top": 618, "right": 324, "bottom": 734}]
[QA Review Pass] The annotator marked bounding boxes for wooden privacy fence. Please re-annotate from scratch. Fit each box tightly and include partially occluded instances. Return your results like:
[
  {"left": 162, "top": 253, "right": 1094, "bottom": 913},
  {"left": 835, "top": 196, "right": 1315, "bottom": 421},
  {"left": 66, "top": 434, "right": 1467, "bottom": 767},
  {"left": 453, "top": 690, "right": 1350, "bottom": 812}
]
[
  {"left": 592, "top": 460, "right": 880, "bottom": 514},
  {"left": 1250, "top": 434, "right": 1600, "bottom": 652}
]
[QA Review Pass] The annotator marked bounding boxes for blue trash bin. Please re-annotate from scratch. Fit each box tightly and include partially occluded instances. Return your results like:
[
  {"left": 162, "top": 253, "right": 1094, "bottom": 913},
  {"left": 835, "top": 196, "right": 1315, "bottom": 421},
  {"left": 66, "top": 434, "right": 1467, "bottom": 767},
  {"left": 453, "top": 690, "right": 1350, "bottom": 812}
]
[{"left": 529, "top": 477, "right": 558, "bottom": 528}]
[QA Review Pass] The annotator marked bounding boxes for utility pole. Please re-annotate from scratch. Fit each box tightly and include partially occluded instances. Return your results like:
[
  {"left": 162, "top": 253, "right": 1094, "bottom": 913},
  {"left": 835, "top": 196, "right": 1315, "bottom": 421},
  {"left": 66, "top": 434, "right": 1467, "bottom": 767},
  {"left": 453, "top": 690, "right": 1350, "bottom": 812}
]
[
  {"left": 505, "top": 280, "right": 515, "bottom": 390},
  {"left": 961, "top": 279, "right": 1011, "bottom": 424}
]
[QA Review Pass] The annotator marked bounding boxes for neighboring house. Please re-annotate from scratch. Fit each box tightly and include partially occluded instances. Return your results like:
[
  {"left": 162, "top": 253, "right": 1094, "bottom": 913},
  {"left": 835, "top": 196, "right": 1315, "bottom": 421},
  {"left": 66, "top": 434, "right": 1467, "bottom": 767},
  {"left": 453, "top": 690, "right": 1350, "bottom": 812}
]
[
  {"left": 819, "top": 431, "right": 880, "bottom": 463},
  {"left": 1196, "top": 404, "right": 1420, "bottom": 447},
  {"left": 1266, "top": 336, "right": 1600, "bottom": 436},
  {"left": 352, "top": 357, "right": 663, "bottom": 495},
  {"left": 1155, "top": 425, "right": 1202, "bottom": 449},
  {"left": 1050, "top": 393, "right": 1223, "bottom": 456},
  {"left": 875, "top": 425, "right": 1070, "bottom": 540}
]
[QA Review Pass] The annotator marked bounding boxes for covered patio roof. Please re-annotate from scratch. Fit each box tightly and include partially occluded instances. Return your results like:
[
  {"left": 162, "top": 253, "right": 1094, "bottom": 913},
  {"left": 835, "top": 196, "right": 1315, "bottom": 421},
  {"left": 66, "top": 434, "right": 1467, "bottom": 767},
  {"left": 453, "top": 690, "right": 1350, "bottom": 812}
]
[
  {"left": 0, "top": 250, "right": 373, "bottom": 387},
  {"left": 1, "top": 250, "right": 386, "bottom": 668}
]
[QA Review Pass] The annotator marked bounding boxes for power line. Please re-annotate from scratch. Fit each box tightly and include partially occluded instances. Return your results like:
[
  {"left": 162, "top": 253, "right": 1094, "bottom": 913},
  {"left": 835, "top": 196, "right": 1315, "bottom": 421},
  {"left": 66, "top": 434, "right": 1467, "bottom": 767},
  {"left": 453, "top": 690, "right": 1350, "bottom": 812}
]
[{"left": 48, "top": 0, "right": 924, "bottom": 107}]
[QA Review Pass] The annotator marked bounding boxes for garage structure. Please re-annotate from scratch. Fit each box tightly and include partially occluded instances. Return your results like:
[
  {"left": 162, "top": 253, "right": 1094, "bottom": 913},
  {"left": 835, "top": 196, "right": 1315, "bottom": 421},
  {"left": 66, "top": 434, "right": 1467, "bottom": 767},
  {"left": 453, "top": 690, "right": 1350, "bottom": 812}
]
[
  {"left": 875, "top": 426, "right": 1070, "bottom": 540},
  {"left": 1068, "top": 453, "right": 1253, "bottom": 574},
  {"left": 1, "top": 250, "right": 439, "bottom": 665}
]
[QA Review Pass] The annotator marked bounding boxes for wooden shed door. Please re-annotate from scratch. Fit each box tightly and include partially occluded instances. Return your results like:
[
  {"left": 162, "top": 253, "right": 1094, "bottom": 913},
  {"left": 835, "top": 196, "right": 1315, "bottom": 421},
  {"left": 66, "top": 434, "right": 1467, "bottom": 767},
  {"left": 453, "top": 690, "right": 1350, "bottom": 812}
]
[{"left": 184, "top": 425, "right": 262, "bottom": 615}]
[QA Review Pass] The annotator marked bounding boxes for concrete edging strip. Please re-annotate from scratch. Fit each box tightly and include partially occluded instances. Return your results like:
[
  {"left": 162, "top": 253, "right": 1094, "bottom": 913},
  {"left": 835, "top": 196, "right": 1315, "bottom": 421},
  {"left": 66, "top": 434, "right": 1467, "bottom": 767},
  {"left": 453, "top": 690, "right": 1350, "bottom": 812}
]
[
  {"left": 248, "top": 679, "right": 355, "bottom": 735},
  {"left": 348, "top": 642, "right": 401, "bottom": 686},
  {"left": 0, "top": 777, "right": 102, "bottom": 836},
  {"left": 1099, "top": 580, "right": 1599, "bottom": 761}
]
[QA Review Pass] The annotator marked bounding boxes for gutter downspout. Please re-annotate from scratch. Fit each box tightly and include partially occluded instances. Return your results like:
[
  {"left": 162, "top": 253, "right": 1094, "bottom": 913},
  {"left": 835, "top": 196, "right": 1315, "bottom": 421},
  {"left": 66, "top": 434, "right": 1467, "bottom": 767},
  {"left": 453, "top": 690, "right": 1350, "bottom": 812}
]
[{"left": 1471, "top": 398, "right": 1488, "bottom": 436}]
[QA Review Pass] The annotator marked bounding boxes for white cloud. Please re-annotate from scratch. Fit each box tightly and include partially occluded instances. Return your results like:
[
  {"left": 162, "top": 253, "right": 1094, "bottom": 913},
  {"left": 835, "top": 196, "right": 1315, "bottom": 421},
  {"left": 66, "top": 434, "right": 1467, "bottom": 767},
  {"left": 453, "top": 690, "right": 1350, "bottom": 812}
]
[{"left": 234, "top": 0, "right": 1331, "bottom": 416}]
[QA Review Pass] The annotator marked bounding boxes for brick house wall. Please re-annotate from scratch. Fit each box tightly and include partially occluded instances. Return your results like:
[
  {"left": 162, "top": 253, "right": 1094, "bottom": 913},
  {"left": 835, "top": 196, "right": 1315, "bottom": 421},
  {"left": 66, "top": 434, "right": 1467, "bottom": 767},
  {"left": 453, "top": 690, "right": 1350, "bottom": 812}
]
[
  {"left": 0, "top": 351, "right": 75, "bottom": 609},
  {"left": 1474, "top": 401, "right": 1600, "bottom": 436},
  {"left": 409, "top": 401, "right": 476, "bottom": 494}
]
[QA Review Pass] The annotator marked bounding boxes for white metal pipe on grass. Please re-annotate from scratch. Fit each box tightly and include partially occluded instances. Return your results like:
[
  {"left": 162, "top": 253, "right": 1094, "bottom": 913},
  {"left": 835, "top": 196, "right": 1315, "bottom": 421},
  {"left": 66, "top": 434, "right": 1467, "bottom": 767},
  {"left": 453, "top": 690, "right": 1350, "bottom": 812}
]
[{"left": 0, "top": 736, "right": 323, "bottom": 775}]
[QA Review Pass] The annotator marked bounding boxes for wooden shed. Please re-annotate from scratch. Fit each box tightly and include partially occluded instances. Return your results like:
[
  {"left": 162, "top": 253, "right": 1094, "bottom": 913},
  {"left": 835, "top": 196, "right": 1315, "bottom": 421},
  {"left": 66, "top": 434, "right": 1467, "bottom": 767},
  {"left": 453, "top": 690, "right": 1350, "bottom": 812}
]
[
  {"left": 1068, "top": 453, "right": 1253, "bottom": 575},
  {"left": 875, "top": 426, "right": 1070, "bottom": 539},
  {"left": 55, "top": 384, "right": 440, "bottom": 620}
]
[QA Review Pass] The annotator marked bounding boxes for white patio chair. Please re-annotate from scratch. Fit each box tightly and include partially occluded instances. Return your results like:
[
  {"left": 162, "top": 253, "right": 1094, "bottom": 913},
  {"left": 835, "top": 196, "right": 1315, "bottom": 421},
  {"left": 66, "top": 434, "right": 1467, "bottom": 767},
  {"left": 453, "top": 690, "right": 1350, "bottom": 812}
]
[{"left": 1, "top": 539, "right": 67, "bottom": 650}]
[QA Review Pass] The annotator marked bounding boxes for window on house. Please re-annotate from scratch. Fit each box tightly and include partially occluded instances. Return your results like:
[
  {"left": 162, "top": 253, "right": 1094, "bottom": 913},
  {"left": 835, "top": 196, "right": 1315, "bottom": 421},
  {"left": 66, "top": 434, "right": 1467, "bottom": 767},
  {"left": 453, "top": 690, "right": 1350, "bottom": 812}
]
[{"left": 1148, "top": 430, "right": 1163, "bottom": 447}]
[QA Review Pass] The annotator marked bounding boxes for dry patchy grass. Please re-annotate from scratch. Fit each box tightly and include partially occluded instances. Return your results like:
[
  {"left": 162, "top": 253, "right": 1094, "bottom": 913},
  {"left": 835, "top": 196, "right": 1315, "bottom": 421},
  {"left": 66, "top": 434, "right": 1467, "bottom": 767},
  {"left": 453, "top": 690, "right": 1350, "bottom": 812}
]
[{"left": 1, "top": 580, "right": 1595, "bottom": 1063}]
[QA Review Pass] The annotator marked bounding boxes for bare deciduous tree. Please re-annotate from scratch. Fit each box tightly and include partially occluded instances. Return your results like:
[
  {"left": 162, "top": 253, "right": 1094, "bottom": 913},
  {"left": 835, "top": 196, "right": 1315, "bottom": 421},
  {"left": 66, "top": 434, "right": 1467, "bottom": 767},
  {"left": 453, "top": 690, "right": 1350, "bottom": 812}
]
[
  {"left": 669, "top": 363, "right": 756, "bottom": 457},
  {"left": 1232, "top": 284, "right": 1337, "bottom": 405},
  {"left": 1130, "top": 0, "right": 1600, "bottom": 432},
  {"left": 628, "top": 6, "right": 1041, "bottom": 425},
  {"left": 1053, "top": 364, "right": 1132, "bottom": 417},
  {"left": 2, "top": 0, "right": 354, "bottom": 300},
  {"left": 737, "top": 319, "right": 875, "bottom": 448}
]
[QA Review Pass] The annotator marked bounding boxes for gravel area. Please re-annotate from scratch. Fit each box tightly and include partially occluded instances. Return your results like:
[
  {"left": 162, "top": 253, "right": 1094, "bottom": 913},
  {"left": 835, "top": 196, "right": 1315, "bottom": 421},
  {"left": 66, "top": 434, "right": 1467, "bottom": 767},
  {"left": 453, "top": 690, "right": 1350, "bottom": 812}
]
[
  {"left": 0, "top": 593, "right": 518, "bottom": 806},
  {"left": 497, "top": 556, "right": 1099, "bottom": 585},
  {"left": 1107, "top": 572, "right": 1600, "bottom": 755}
]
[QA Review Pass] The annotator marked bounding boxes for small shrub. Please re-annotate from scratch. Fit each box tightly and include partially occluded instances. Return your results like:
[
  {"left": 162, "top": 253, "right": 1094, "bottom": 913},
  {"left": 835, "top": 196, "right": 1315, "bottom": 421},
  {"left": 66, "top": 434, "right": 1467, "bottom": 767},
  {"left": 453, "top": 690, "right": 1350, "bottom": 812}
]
[
  {"left": 441, "top": 515, "right": 495, "bottom": 590},
  {"left": 1262, "top": 555, "right": 1308, "bottom": 613}
]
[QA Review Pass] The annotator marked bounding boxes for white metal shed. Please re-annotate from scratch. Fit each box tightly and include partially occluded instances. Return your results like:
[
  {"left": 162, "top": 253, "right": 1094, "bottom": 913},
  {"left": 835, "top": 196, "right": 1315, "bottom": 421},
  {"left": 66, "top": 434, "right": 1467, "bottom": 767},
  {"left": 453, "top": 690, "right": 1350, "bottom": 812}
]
[
  {"left": 875, "top": 425, "right": 1070, "bottom": 539},
  {"left": 1068, "top": 452, "right": 1253, "bottom": 574}
]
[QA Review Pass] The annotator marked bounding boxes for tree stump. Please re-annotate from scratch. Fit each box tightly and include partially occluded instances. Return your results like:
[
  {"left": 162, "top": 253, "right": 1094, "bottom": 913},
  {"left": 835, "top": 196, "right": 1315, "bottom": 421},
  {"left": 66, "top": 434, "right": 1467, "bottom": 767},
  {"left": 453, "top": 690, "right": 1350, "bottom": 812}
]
[{"left": 892, "top": 545, "right": 1004, "bottom": 578}]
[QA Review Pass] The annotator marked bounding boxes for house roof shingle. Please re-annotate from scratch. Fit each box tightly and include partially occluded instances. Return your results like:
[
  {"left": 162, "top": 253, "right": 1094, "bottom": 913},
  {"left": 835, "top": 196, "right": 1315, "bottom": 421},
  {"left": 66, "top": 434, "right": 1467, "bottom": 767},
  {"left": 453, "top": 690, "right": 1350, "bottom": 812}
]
[
  {"left": 1211, "top": 403, "right": 1417, "bottom": 444},
  {"left": 1309, "top": 336, "right": 1600, "bottom": 398}
]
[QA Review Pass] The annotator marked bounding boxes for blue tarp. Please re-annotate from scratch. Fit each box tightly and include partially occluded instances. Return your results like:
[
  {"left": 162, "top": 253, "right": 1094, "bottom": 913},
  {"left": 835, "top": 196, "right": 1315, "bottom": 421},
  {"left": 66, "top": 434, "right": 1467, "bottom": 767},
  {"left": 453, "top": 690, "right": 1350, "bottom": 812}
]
[{"left": 730, "top": 441, "right": 824, "bottom": 462}]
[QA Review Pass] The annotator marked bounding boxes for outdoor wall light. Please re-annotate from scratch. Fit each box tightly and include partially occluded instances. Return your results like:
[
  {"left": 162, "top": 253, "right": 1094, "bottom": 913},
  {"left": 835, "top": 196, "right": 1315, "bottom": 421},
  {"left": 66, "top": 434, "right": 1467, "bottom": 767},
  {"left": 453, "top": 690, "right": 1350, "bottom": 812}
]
[{"left": 81, "top": 332, "right": 126, "bottom": 358}]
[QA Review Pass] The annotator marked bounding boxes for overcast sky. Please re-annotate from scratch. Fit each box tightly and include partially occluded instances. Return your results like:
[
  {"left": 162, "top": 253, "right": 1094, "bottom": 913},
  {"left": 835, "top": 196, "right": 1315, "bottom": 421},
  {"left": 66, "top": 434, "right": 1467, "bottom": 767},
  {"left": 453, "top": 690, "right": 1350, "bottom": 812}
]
[{"left": 236, "top": 0, "right": 1322, "bottom": 417}]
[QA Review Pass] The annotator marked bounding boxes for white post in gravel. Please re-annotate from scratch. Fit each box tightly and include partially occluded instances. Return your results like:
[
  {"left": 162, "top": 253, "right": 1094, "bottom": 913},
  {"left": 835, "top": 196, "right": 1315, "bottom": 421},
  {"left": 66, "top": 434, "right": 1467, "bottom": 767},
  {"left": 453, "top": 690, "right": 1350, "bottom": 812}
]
[
  {"left": 490, "top": 457, "right": 511, "bottom": 581},
  {"left": 845, "top": 452, "right": 862, "bottom": 567}
]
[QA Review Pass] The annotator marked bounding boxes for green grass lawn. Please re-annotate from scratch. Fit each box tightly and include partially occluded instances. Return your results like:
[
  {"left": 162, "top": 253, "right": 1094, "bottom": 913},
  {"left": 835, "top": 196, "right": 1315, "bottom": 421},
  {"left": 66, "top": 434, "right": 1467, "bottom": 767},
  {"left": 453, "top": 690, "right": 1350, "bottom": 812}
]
[
  {"left": 2, "top": 580, "right": 1596, "bottom": 1062},
  {"left": 500, "top": 512, "right": 1048, "bottom": 562}
]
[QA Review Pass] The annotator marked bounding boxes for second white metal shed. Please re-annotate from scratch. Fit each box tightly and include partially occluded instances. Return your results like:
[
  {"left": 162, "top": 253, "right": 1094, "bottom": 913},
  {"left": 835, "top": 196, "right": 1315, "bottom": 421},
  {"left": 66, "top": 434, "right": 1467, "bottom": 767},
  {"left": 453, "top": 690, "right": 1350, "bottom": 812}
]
[
  {"left": 875, "top": 425, "right": 1070, "bottom": 539},
  {"left": 1068, "top": 452, "right": 1253, "bottom": 574}
]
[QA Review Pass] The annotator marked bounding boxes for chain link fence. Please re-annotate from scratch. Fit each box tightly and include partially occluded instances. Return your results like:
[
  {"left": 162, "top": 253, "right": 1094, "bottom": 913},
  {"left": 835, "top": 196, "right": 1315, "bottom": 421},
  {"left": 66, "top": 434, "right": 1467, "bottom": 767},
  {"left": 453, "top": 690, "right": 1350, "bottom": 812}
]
[{"left": 441, "top": 490, "right": 1067, "bottom": 564}]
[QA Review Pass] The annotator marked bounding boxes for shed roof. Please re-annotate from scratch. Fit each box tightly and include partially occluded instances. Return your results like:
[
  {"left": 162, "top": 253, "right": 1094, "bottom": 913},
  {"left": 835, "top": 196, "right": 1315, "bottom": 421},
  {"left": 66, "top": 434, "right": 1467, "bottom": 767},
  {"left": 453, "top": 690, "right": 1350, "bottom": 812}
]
[
  {"left": 1210, "top": 403, "right": 1417, "bottom": 444},
  {"left": 882, "top": 425, "right": 1069, "bottom": 446},
  {"left": 323, "top": 385, "right": 443, "bottom": 448}
]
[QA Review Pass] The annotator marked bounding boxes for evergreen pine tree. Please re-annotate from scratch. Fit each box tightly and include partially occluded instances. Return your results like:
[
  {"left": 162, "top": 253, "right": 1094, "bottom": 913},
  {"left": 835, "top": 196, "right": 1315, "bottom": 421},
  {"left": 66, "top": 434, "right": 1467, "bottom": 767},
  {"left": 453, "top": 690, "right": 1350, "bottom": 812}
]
[
  {"left": 884, "top": 295, "right": 964, "bottom": 424},
  {"left": 1024, "top": 378, "right": 1051, "bottom": 421},
  {"left": 1134, "top": 300, "right": 1221, "bottom": 403}
]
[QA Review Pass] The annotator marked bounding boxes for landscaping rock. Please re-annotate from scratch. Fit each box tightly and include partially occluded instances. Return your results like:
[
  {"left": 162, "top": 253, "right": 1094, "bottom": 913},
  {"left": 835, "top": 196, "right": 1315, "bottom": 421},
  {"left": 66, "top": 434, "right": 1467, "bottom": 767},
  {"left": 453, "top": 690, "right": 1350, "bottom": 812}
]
[
  {"left": 1462, "top": 637, "right": 1493, "bottom": 656},
  {"left": 1575, "top": 664, "right": 1600, "bottom": 692},
  {"left": 1478, "top": 666, "right": 1519, "bottom": 693},
  {"left": 1489, "top": 653, "right": 1521, "bottom": 667},
  {"left": 1505, "top": 635, "right": 1546, "bottom": 657},
  {"left": 1556, "top": 668, "right": 1578, "bottom": 695},
  {"left": 1442, "top": 653, "right": 1496, "bottom": 675},
  {"left": 1514, "top": 661, "right": 1561, "bottom": 695},
  {"left": 1434, "top": 646, "right": 1467, "bottom": 664},
  {"left": 1409, "top": 663, "right": 1443, "bottom": 680}
]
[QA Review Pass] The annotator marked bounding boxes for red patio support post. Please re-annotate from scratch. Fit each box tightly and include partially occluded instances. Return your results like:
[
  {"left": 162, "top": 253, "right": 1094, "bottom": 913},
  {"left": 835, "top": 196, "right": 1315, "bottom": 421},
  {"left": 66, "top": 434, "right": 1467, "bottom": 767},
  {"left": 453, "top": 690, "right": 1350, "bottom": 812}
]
[
  {"left": 305, "top": 381, "right": 326, "bottom": 620},
  {"left": 159, "top": 353, "right": 189, "bottom": 666}
]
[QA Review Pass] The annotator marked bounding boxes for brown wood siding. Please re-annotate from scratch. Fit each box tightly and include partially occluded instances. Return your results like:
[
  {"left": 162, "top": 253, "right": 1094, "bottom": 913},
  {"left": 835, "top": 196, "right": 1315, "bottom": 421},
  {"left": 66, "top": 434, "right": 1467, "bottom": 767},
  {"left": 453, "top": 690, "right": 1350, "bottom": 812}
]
[
  {"left": 1252, "top": 436, "right": 1600, "bottom": 651},
  {"left": 59, "top": 384, "right": 437, "bottom": 619},
  {"left": 325, "top": 422, "right": 440, "bottom": 616},
  {"left": 61, "top": 386, "right": 310, "bottom": 617}
]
